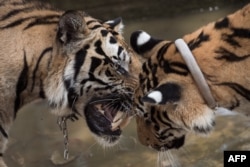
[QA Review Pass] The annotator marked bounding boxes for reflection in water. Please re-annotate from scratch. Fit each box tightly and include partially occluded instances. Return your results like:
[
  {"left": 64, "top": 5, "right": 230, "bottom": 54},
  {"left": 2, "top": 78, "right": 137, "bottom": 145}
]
[{"left": 6, "top": 1, "right": 250, "bottom": 167}]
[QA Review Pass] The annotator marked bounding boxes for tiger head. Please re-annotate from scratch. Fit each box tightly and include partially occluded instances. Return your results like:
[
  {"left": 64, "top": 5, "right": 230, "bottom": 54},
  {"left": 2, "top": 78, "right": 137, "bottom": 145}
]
[
  {"left": 44, "top": 11, "right": 140, "bottom": 147},
  {"left": 130, "top": 30, "right": 217, "bottom": 151},
  {"left": 129, "top": 4, "right": 250, "bottom": 151}
]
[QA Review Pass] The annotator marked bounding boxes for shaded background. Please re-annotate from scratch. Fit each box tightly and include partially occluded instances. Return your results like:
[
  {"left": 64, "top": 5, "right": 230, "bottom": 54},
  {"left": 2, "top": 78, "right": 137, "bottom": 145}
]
[
  {"left": 45, "top": 0, "right": 249, "bottom": 40},
  {"left": 6, "top": 0, "right": 250, "bottom": 167},
  {"left": 46, "top": 0, "right": 248, "bottom": 20}
]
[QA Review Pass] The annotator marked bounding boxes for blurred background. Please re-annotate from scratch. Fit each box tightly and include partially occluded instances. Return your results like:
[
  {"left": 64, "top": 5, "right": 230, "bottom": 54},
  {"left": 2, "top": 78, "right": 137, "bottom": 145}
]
[{"left": 6, "top": 0, "right": 250, "bottom": 167}]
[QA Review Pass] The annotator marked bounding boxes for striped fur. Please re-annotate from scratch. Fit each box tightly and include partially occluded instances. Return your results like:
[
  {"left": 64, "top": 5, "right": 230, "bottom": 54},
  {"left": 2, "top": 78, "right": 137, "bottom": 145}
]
[
  {"left": 0, "top": 0, "right": 140, "bottom": 165},
  {"left": 130, "top": 4, "right": 250, "bottom": 151}
]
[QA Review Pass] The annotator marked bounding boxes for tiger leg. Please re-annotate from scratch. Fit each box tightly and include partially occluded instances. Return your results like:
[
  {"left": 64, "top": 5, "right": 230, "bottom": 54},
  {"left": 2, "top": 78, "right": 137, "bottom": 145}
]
[
  {"left": 0, "top": 157, "right": 7, "bottom": 167},
  {"left": 0, "top": 115, "right": 13, "bottom": 164},
  {"left": 0, "top": 123, "right": 11, "bottom": 167}
]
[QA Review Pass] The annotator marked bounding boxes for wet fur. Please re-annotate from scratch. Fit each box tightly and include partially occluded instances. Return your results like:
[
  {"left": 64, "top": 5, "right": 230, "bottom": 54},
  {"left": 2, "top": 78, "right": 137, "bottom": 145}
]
[{"left": 130, "top": 4, "right": 250, "bottom": 150}]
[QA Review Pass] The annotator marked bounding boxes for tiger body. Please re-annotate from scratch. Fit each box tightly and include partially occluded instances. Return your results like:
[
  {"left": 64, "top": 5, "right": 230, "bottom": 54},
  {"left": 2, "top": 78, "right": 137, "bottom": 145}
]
[
  {"left": 0, "top": 0, "right": 140, "bottom": 166},
  {"left": 130, "top": 4, "right": 250, "bottom": 151}
]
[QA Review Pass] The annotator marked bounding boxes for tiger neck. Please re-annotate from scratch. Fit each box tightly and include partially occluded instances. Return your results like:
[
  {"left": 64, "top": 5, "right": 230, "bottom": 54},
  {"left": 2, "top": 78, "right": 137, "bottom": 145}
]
[
  {"left": 182, "top": 30, "right": 250, "bottom": 114},
  {"left": 174, "top": 38, "right": 217, "bottom": 109},
  {"left": 174, "top": 37, "right": 249, "bottom": 113},
  {"left": 17, "top": 25, "right": 59, "bottom": 110}
]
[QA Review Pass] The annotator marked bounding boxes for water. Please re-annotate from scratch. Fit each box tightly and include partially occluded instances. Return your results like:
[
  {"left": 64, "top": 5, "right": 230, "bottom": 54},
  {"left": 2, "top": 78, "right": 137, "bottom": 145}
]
[{"left": 5, "top": 1, "right": 250, "bottom": 167}]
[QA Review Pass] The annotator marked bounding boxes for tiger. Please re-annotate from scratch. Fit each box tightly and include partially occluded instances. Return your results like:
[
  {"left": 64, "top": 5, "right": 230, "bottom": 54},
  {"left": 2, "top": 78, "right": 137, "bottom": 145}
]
[
  {"left": 0, "top": 0, "right": 140, "bottom": 166},
  {"left": 130, "top": 4, "right": 250, "bottom": 152}
]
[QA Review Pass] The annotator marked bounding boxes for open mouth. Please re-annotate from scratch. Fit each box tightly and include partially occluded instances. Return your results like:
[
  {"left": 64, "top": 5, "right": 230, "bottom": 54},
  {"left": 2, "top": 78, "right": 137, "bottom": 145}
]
[{"left": 84, "top": 95, "right": 132, "bottom": 145}]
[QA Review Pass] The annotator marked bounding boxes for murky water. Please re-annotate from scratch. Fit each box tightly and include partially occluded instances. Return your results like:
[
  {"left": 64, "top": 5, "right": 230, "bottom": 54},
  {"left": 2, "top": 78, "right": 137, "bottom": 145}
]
[{"left": 5, "top": 1, "right": 250, "bottom": 167}]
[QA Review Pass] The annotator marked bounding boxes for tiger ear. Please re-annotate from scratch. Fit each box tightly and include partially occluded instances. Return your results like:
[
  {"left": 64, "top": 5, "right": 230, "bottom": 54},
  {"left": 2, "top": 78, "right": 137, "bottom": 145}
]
[
  {"left": 130, "top": 30, "right": 162, "bottom": 56},
  {"left": 57, "top": 10, "right": 89, "bottom": 44},
  {"left": 141, "top": 83, "right": 182, "bottom": 105},
  {"left": 104, "top": 17, "right": 124, "bottom": 33}
]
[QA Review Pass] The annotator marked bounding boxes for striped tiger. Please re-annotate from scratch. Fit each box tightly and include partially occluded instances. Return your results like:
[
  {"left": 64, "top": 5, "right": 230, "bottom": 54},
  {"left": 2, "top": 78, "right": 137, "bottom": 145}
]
[
  {"left": 0, "top": 0, "right": 140, "bottom": 166},
  {"left": 130, "top": 4, "right": 250, "bottom": 151}
]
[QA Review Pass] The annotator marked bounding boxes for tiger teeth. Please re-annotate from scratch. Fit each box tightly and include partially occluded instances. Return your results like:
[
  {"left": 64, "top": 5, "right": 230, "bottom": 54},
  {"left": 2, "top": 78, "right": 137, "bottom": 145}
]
[
  {"left": 95, "top": 104, "right": 105, "bottom": 114},
  {"left": 113, "top": 111, "right": 124, "bottom": 123},
  {"left": 119, "top": 117, "right": 131, "bottom": 129},
  {"left": 111, "top": 119, "right": 123, "bottom": 131}
]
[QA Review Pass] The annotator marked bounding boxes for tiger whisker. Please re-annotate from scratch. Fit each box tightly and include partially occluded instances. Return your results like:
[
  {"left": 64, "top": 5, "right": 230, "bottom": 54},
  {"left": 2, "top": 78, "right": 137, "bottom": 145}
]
[
  {"left": 86, "top": 141, "right": 98, "bottom": 152},
  {"left": 179, "top": 146, "right": 192, "bottom": 163},
  {"left": 167, "top": 150, "right": 177, "bottom": 167},
  {"left": 157, "top": 150, "right": 181, "bottom": 167},
  {"left": 89, "top": 98, "right": 116, "bottom": 104},
  {"left": 71, "top": 96, "right": 77, "bottom": 111},
  {"left": 102, "top": 101, "right": 119, "bottom": 109}
]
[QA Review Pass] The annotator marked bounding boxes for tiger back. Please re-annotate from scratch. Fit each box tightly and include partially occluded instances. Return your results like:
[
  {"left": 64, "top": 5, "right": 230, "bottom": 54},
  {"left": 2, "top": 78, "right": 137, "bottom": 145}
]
[
  {"left": 0, "top": 0, "right": 140, "bottom": 166},
  {"left": 130, "top": 4, "right": 250, "bottom": 151}
]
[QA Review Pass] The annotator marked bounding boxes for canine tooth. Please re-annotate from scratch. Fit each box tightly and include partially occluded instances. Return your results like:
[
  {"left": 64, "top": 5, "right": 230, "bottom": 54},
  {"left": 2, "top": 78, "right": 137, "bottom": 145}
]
[
  {"left": 111, "top": 119, "right": 122, "bottom": 131},
  {"left": 113, "top": 111, "right": 124, "bottom": 122},
  {"left": 95, "top": 104, "right": 104, "bottom": 114},
  {"left": 119, "top": 117, "right": 132, "bottom": 129},
  {"left": 99, "top": 109, "right": 105, "bottom": 115}
]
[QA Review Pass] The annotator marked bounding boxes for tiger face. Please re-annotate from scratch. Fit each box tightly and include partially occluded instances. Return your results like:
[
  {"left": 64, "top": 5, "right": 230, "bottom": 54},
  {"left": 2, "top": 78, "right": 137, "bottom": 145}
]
[
  {"left": 44, "top": 11, "right": 139, "bottom": 146},
  {"left": 0, "top": 1, "right": 142, "bottom": 165},
  {"left": 130, "top": 4, "right": 250, "bottom": 151},
  {"left": 130, "top": 31, "right": 215, "bottom": 151}
]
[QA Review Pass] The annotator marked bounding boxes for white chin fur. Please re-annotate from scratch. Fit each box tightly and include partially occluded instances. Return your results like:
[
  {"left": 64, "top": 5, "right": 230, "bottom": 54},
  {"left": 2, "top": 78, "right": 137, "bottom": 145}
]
[{"left": 93, "top": 134, "right": 120, "bottom": 148}]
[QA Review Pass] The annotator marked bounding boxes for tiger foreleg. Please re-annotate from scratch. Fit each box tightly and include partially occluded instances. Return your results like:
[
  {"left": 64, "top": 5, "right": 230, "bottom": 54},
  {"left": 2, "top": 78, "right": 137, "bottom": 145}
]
[
  {"left": 0, "top": 137, "right": 8, "bottom": 167},
  {"left": 0, "top": 157, "right": 7, "bottom": 167},
  {"left": 0, "top": 124, "right": 10, "bottom": 167}
]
